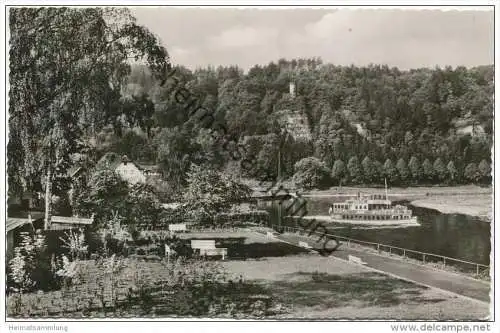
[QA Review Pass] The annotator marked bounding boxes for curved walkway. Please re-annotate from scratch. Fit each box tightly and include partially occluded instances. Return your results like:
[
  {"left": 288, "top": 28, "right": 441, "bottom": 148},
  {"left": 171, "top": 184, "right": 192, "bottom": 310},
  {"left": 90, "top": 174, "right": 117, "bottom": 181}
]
[
  {"left": 274, "top": 232, "right": 491, "bottom": 303},
  {"left": 331, "top": 247, "right": 490, "bottom": 302}
]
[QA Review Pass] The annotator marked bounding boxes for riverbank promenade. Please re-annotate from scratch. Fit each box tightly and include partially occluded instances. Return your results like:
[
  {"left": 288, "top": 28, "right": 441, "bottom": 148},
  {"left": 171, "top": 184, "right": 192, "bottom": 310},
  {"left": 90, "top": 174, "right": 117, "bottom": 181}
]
[{"left": 273, "top": 232, "right": 490, "bottom": 303}]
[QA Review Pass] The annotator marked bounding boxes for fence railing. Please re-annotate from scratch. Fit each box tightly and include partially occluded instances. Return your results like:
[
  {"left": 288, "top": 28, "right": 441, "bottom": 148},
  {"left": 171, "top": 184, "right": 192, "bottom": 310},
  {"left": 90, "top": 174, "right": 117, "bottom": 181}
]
[
  {"left": 186, "top": 226, "right": 243, "bottom": 233},
  {"left": 276, "top": 225, "right": 490, "bottom": 278}
]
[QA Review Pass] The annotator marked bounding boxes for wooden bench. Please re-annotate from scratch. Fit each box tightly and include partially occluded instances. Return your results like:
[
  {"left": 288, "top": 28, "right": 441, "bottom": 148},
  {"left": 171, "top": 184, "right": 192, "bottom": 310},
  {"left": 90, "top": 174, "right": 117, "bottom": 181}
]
[
  {"left": 190, "top": 240, "right": 227, "bottom": 260},
  {"left": 348, "top": 255, "right": 367, "bottom": 265},
  {"left": 200, "top": 248, "right": 227, "bottom": 259}
]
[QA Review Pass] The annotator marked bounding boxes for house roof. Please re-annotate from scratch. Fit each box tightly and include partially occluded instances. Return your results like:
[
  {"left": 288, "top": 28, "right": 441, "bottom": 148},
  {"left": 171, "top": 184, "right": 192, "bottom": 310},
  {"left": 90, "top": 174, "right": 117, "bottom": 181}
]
[
  {"left": 97, "top": 153, "right": 159, "bottom": 173},
  {"left": 7, "top": 210, "right": 45, "bottom": 220},
  {"left": 137, "top": 164, "right": 159, "bottom": 171},
  {"left": 7, "top": 218, "right": 32, "bottom": 233},
  {"left": 96, "top": 153, "right": 123, "bottom": 170},
  {"left": 7, "top": 214, "right": 93, "bottom": 233},
  {"left": 51, "top": 216, "right": 93, "bottom": 225}
]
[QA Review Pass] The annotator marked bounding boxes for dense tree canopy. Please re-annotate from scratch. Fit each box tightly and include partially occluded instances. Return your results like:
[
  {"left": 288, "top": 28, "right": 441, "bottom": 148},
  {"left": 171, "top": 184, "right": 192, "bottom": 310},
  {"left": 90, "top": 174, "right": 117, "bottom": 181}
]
[
  {"left": 183, "top": 164, "right": 251, "bottom": 224},
  {"left": 74, "top": 167, "right": 162, "bottom": 229},
  {"left": 331, "top": 160, "right": 347, "bottom": 186},
  {"left": 292, "top": 157, "right": 330, "bottom": 190},
  {"left": 106, "top": 59, "right": 492, "bottom": 189}
]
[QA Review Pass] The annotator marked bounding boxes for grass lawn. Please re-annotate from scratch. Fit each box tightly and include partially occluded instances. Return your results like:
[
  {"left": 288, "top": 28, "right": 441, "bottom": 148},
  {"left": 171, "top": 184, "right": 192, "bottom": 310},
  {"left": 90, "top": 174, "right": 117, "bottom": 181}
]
[
  {"left": 223, "top": 255, "right": 490, "bottom": 320},
  {"left": 8, "top": 230, "right": 490, "bottom": 320}
]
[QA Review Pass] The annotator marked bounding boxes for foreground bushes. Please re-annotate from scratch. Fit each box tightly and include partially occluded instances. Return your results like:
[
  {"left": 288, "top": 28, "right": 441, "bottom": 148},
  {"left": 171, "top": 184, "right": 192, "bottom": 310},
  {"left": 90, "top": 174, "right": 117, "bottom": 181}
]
[
  {"left": 7, "top": 219, "right": 283, "bottom": 318},
  {"left": 74, "top": 168, "right": 162, "bottom": 229},
  {"left": 8, "top": 231, "right": 55, "bottom": 293},
  {"left": 7, "top": 257, "right": 281, "bottom": 318},
  {"left": 7, "top": 229, "right": 92, "bottom": 294}
]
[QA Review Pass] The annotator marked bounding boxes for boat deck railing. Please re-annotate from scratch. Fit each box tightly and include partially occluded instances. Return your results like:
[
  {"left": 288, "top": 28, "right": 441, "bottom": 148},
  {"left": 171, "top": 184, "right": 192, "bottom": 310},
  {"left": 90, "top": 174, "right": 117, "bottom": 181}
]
[
  {"left": 275, "top": 225, "right": 490, "bottom": 279},
  {"left": 331, "top": 209, "right": 412, "bottom": 215}
]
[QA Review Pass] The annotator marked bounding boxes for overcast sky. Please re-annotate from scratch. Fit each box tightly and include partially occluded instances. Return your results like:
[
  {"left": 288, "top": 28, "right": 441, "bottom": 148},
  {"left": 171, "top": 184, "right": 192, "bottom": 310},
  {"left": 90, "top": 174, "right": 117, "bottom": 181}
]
[{"left": 131, "top": 8, "right": 494, "bottom": 71}]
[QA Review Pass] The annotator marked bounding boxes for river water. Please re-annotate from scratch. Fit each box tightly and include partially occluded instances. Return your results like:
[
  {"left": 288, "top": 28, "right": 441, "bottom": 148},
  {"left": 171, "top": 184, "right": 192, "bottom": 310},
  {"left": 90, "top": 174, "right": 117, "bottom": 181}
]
[{"left": 258, "top": 196, "right": 491, "bottom": 265}]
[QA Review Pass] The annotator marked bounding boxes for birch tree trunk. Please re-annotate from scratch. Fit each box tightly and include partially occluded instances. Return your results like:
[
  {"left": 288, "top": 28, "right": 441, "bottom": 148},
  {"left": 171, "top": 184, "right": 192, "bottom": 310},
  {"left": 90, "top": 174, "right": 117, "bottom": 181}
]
[
  {"left": 44, "top": 166, "right": 52, "bottom": 230},
  {"left": 28, "top": 197, "right": 35, "bottom": 231}
]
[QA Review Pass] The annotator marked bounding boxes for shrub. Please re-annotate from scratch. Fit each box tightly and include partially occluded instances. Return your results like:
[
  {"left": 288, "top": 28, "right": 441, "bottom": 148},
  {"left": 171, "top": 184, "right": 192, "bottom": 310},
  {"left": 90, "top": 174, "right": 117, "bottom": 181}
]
[
  {"left": 55, "top": 254, "right": 82, "bottom": 287},
  {"left": 214, "top": 211, "right": 270, "bottom": 226},
  {"left": 8, "top": 231, "right": 56, "bottom": 293},
  {"left": 74, "top": 168, "right": 129, "bottom": 227},
  {"left": 292, "top": 157, "right": 330, "bottom": 190},
  {"left": 183, "top": 164, "right": 252, "bottom": 224},
  {"left": 7, "top": 257, "right": 279, "bottom": 318},
  {"left": 126, "top": 183, "right": 162, "bottom": 228},
  {"left": 95, "top": 211, "right": 133, "bottom": 256},
  {"left": 59, "top": 229, "right": 88, "bottom": 260},
  {"left": 155, "top": 207, "right": 188, "bottom": 228},
  {"left": 75, "top": 168, "right": 163, "bottom": 230}
]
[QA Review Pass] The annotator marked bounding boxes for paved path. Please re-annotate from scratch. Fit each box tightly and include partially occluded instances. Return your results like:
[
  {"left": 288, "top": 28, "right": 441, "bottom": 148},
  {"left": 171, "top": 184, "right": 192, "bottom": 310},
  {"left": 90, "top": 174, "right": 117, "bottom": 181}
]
[
  {"left": 274, "top": 232, "right": 491, "bottom": 303},
  {"left": 331, "top": 247, "right": 490, "bottom": 302}
]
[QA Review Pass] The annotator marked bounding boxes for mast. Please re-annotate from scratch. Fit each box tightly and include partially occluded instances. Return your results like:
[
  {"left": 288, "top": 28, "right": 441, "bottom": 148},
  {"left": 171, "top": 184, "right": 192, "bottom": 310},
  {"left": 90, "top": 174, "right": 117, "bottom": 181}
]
[
  {"left": 277, "top": 134, "right": 282, "bottom": 228},
  {"left": 385, "top": 178, "right": 388, "bottom": 200}
]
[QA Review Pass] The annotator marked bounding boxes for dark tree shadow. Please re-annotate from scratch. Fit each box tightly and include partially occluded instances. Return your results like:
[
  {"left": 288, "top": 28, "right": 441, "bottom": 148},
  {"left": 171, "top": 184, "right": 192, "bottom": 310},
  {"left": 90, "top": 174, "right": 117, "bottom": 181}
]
[
  {"left": 185, "top": 237, "right": 310, "bottom": 259},
  {"left": 268, "top": 271, "right": 442, "bottom": 309}
]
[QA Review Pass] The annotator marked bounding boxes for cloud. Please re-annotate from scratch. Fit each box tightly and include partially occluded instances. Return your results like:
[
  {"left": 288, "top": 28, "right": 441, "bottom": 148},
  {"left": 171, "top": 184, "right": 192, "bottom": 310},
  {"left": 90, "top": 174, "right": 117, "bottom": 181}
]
[
  {"left": 293, "top": 9, "right": 494, "bottom": 68},
  {"left": 132, "top": 8, "right": 493, "bottom": 70},
  {"left": 170, "top": 46, "right": 194, "bottom": 57},
  {"left": 207, "top": 26, "right": 280, "bottom": 49}
]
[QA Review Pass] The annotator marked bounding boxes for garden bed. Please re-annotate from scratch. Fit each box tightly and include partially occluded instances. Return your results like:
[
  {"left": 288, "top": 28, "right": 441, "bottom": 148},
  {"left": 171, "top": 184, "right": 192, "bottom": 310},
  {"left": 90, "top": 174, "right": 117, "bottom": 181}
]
[{"left": 7, "top": 257, "right": 283, "bottom": 318}]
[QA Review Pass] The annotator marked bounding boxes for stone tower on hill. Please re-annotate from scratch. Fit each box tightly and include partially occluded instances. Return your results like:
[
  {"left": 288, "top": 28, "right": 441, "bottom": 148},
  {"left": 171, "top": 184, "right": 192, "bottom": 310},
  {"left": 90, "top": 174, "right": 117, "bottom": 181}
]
[{"left": 289, "top": 81, "right": 296, "bottom": 98}]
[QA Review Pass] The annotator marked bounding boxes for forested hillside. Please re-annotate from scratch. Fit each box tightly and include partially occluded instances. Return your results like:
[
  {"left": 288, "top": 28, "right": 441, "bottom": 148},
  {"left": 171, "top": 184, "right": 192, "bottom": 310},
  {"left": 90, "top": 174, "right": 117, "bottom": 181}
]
[
  {"left": 98, "top": 58, "right": 492, "bottom": 191},
  {"left": 11, "top": 50, "right": 492, "bottom": 198}
]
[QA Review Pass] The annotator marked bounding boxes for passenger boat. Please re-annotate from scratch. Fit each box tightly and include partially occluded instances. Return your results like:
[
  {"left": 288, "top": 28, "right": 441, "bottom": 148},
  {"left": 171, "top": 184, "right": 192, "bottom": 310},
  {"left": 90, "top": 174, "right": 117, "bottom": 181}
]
[{"left": 328, "top": 180, "right": 419, "bottom": 226}]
